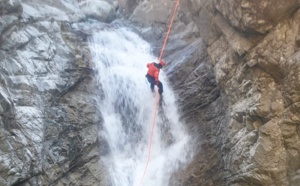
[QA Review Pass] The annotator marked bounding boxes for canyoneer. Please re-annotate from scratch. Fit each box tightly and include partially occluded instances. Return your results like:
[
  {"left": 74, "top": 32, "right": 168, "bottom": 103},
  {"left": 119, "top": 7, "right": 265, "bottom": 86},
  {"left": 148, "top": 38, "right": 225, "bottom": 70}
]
[{"left": 145, "top": 60, "right": 166, "bottom": 96}]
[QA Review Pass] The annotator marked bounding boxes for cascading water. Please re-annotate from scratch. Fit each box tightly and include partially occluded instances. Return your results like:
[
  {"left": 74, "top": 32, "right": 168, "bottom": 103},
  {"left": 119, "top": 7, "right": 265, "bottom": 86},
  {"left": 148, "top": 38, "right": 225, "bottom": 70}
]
[{"left": 89, "top": 24, "right": 191, "bottom": 186}]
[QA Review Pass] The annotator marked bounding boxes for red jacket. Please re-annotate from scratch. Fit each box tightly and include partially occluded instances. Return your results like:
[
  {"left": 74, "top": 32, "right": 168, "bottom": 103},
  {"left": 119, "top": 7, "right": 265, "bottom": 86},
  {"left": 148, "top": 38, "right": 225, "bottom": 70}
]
[{"left": 146, "top": 62, "right": 160, "bottom": 81}]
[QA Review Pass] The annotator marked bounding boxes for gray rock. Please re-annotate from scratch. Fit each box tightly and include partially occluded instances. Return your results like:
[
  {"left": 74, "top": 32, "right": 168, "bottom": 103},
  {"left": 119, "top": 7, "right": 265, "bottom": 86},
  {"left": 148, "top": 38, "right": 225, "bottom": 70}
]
[
  {"left": 79, "top": 0, "right": 116, "bottom": 22},
  {"left": 0, "top": 0, "right": 22, "bottom": 16},
  {"left": 214, "top": 0, "right": 300, "bottom": 33},
  {"left": 0, "top": 0, "right": 110, "bottom": 185},
  {"left": 129, "top": 0, "right": 173, "bottom": 25}
]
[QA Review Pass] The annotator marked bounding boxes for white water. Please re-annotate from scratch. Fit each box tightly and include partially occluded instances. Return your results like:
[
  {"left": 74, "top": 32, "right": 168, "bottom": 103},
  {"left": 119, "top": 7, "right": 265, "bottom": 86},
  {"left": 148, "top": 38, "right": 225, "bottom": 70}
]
[{"left": 89, "top": 25, "right": 191, "bottom": 186}]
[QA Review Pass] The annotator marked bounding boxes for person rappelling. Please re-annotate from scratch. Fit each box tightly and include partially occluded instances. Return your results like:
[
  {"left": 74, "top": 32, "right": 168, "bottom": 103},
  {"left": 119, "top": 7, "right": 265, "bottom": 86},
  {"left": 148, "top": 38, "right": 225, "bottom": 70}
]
[{"left": 145, "top": 60, "right": 166, "bottom": 96}]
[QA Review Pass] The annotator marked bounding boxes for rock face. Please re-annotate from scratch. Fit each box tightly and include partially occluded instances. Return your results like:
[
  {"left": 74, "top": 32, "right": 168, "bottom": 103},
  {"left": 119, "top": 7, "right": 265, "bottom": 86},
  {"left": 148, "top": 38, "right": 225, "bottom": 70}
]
[
  {"left": 168, "top": 0, "right": 300, "bottom": 186},
  {"left": 201, "top": 1, "right": 300, "bottom": 185},
  {"left": 0, "top": 0, "right": 111, "bottom": 185}
]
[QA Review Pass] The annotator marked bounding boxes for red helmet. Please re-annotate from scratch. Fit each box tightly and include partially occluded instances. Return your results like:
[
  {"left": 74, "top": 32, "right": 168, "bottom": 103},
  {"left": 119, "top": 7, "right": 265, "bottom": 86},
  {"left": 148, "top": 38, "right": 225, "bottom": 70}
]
[{"left": 159, "top": 60, "right": 166, "bottom": 66}]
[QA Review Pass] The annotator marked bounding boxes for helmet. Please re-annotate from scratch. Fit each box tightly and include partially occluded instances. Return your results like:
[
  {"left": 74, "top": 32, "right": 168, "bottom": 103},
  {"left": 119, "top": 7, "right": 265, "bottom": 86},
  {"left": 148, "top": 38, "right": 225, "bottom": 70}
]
[{"left": 159, "top": 60, "right": 166, "bottom": 66}]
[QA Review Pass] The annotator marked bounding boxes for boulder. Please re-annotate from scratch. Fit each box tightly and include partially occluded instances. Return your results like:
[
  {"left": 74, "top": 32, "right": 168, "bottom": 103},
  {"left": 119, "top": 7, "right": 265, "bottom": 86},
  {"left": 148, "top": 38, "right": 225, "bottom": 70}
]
[
  {"left": 129, "top": 0, "right": 173, "bottom": 25},
  {"left": 79, "top": 0, "right": 116, "bottom": 22}
]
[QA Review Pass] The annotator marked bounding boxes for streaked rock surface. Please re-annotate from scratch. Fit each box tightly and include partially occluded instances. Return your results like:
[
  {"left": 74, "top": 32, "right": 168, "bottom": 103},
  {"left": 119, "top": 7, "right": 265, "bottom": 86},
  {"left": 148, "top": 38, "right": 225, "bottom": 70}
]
[{"left": 0, "top": 0, "right": 110, "bottom": 185}]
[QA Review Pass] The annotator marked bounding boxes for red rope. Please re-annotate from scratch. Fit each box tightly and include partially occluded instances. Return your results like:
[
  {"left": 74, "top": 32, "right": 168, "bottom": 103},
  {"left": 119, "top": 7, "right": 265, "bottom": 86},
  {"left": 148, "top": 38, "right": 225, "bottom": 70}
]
[
  {"left": 140, "top": 0, "right": 181, "bottom": 185},
  {"left": 139, "top": 91, "right": 159, "bottom": 185},
  {"left": 158, "top": 0, "right": 181, "bottom": 62}
]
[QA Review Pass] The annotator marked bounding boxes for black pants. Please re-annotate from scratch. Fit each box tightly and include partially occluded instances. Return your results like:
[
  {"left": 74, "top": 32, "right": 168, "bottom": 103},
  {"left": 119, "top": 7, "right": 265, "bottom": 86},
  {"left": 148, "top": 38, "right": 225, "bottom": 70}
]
[{"left": 145, "top": 74, "right": 163, "bottom": 95}]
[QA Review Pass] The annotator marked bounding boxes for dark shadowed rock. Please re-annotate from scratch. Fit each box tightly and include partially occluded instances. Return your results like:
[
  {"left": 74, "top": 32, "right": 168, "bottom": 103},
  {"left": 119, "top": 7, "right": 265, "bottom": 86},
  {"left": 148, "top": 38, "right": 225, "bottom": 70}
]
[{"left": 0, "top": 0, "right": 22, "bottom": 16}]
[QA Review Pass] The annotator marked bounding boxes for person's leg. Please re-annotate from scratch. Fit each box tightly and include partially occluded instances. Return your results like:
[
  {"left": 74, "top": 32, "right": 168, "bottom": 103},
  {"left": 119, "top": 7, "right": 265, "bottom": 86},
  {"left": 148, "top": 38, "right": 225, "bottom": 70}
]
[
  {"left": 146, "top": 74, "right": 155, "bottom": 92},
  {"left": 150, "top": 83, "right": 155, "bottom": 92},
  {"left": 157, "top": 81, "right": 163, "bottom": 95}
]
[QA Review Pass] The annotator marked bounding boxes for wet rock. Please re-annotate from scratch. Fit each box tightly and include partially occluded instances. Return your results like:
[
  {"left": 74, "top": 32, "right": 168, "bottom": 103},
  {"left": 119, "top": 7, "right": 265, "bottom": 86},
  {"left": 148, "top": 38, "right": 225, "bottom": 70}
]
[
  {"left": 0, "top": 0, "right": 110, "bottom": 185},
  {"left": 0, "top": 0, "right": 22, "bottom": 16},
  {"left": 79, "top": 0, "right": 116, "bottom": 22},
  {"left": 129, "top": 0, "right": 173, "bottom": 25},
  {"left": 21, "top": 0, "right": 84, "bottom": 22}
]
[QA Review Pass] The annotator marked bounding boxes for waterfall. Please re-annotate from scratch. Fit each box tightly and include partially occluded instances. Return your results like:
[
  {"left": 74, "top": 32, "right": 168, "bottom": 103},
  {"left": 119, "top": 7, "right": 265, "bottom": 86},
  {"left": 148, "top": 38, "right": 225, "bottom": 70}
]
[{"left": 89, "top": 25, "right": 191, "bottom": 186}]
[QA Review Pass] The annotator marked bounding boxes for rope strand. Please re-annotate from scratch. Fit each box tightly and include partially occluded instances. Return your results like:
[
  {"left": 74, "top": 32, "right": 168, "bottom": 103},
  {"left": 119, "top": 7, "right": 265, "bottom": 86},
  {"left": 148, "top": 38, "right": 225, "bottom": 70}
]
[{"left": 158, "top": 0, "right": 181, "bottom": 62}]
